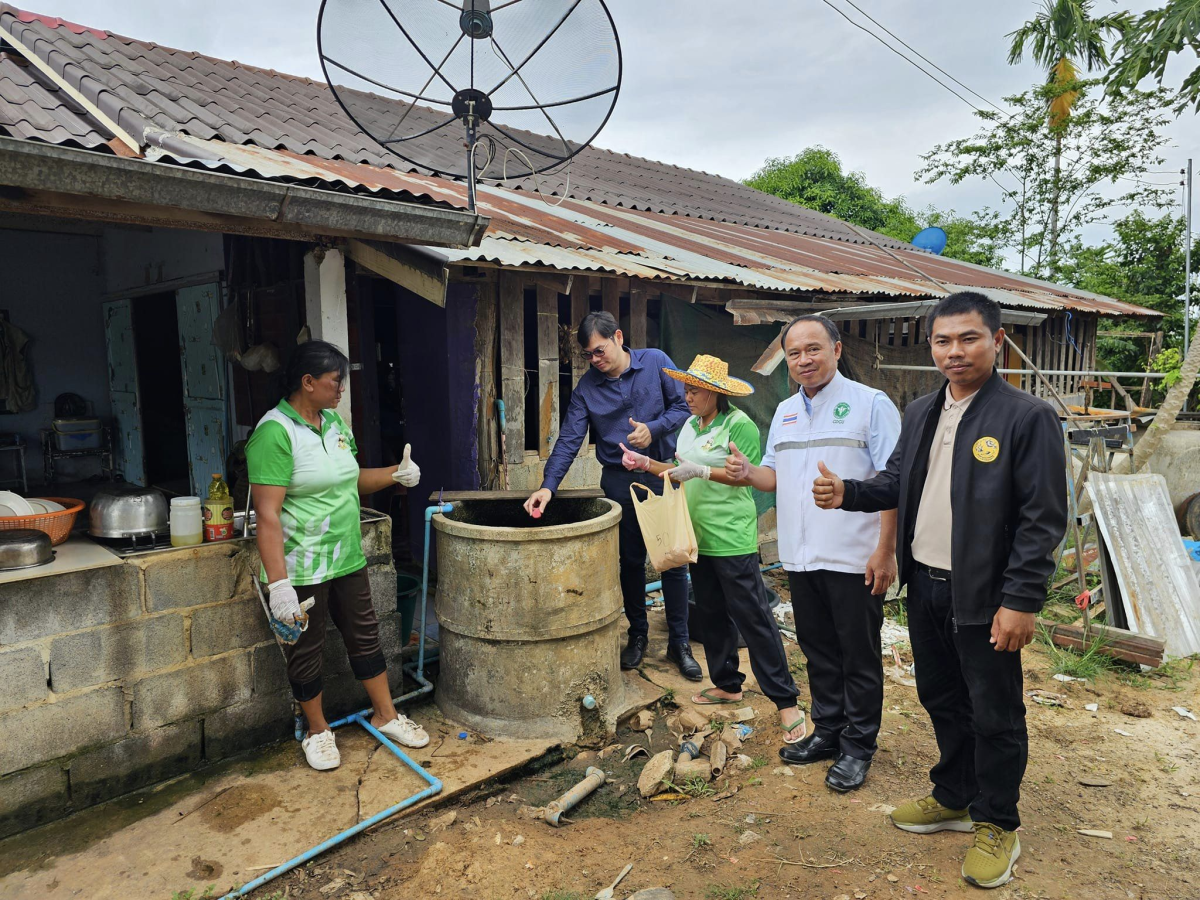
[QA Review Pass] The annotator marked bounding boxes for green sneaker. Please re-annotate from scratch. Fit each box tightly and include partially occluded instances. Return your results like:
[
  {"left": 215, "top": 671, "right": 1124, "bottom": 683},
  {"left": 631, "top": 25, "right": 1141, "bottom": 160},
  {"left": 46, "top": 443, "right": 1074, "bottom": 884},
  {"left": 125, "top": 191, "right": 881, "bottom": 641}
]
[
  {"left": 889, "top": 795, "right": 974, "bottom": 834},
  {"left": 962, "top": 822, "right": 1020, "bottom": 889}
]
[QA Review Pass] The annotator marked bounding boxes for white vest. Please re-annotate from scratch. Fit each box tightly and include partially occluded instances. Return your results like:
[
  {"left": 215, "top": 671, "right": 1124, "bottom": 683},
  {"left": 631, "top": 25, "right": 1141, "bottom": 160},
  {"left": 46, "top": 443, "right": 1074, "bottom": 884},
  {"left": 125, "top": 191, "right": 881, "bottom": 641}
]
[{"left": 766, "top": 372, "right": 888, "bottom": 574}]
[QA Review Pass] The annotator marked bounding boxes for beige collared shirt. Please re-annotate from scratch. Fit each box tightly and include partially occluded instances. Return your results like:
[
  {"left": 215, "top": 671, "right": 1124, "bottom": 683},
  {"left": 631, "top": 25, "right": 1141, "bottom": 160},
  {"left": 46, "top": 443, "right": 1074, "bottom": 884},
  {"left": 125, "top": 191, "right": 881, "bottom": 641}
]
[{"left": 910, "top": 390, "right": 977, "bottom": 570}]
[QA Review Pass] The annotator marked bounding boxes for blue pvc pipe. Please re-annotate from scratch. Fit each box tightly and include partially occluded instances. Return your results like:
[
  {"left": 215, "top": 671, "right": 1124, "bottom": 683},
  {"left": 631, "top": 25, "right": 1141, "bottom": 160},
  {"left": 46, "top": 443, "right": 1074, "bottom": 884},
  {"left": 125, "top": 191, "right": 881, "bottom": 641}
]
[
  {"left": 230, "top": 505, "right": 454, "bottom": 899},
  {"left": 220, "top": 713, "right": 441, "bottom": 899},
  {"left": 496, "top": 399, "right": 507, "bottom": 431}
]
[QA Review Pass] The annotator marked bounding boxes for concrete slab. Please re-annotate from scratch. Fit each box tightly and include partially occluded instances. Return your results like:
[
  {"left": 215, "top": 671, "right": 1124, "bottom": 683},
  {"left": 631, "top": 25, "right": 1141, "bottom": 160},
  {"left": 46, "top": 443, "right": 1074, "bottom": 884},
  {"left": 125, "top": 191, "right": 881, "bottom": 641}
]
[
  {"left": 0, "top": 603, "right": 738, "bottom": 900},
  {"left": 0, "top": 702, "right": 563, "bottom": 900}
]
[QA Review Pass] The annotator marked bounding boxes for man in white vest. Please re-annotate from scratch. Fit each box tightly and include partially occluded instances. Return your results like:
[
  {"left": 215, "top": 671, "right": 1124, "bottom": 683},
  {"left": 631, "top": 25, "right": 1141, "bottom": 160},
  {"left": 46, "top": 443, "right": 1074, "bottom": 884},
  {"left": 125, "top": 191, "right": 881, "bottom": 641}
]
[{"left": 727, "top": 315, "right": 900, "bottom": 792}]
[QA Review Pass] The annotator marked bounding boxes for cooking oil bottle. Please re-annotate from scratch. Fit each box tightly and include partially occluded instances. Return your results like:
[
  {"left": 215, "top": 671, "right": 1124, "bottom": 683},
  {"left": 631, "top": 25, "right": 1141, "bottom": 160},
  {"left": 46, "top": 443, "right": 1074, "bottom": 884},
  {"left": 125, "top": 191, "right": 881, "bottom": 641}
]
[{"left": 203, "top": 473, "right": 234, "bottom": 542}]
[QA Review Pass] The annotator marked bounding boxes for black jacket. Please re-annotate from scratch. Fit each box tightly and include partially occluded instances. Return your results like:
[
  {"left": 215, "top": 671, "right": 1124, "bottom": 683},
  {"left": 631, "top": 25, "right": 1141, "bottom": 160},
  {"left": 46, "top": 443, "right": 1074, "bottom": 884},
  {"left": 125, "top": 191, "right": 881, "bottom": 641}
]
[{"left": 842, "top": 372, "right": 1067, "bottom": 626}]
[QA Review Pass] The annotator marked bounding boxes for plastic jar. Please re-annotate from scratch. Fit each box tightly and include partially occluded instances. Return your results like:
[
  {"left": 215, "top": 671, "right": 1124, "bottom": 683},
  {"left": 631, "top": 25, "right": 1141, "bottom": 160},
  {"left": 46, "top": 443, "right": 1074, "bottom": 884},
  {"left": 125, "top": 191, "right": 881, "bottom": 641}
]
[{"left": 170, "top": 496, "right": 203, "bottom": 547}]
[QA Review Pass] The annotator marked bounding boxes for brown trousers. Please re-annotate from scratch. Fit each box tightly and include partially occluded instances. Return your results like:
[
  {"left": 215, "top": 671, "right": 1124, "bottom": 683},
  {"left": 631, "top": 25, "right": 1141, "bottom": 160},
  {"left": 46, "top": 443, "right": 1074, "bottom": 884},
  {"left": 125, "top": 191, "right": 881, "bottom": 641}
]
[{"left": 282, "top": 566, "right": 386, "bottom": 701}]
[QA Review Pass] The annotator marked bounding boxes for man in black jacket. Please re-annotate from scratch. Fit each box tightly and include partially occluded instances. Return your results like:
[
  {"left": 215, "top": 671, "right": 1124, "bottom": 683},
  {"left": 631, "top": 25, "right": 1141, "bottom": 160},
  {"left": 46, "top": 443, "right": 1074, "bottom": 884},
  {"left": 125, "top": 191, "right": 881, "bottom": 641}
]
[{"left": 812, "top": 291, "right": 1066, "bottom": 890}]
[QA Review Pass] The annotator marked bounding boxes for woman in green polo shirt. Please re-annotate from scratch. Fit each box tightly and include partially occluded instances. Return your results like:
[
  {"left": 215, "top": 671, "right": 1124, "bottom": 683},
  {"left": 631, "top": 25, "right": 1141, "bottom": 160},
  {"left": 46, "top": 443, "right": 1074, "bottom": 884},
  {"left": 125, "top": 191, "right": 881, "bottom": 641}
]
[
  {"left": 620, "top": 355, "right": 804, "bottom": 745},
  {"left": 246, "top": 340, "right": 428, "bottom": 772}
]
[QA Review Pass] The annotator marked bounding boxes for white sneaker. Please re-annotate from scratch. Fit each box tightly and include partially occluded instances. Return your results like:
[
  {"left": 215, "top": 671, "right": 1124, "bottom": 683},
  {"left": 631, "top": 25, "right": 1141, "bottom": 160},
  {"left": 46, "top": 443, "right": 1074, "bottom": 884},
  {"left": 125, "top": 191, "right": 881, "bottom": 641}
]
[
  {"left": 302, "top": 729, "right": 340, "bottom": 770},
  {"left": 377, "top": 714, "right": 430, "bottom": 748}
]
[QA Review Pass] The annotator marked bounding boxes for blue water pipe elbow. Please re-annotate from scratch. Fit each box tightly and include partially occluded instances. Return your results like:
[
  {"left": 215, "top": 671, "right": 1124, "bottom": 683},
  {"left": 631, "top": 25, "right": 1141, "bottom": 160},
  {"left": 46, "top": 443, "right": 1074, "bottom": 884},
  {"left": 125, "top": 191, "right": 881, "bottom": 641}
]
[{"left": 582, "top": 694, "right": 597, "bottom": 710}]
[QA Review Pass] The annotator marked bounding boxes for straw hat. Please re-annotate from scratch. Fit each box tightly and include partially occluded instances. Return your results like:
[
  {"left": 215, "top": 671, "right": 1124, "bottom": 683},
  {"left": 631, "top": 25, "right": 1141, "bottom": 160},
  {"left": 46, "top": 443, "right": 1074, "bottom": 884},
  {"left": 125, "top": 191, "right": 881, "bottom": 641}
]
[{"left": 662, "top": 354, "right": 754, "bottom": 396}]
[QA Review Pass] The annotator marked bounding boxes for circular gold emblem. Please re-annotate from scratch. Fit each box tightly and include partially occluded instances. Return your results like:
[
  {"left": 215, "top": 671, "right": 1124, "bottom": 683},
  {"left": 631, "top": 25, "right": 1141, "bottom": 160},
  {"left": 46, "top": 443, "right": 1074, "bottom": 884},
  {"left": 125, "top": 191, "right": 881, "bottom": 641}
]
[{"left": 973, "top": 437, "right": 1000, "bottom": 463}]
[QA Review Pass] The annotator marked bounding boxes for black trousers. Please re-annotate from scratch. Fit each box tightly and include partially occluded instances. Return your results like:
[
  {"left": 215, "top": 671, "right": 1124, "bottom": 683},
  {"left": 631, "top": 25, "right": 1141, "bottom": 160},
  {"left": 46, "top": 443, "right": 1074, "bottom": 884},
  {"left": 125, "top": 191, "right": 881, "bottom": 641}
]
[
  {"left": 908, "top": 567, "right": 1027, "bottom": 831},
  {"left": 283, "top": 566, "right": 386, "bottom": 702},
  {"left": 788, "top": 569, "right": 884, "bottom": 760},
  {"left": 601, "top": 468, "right": 689, "bottom": 645},
  {"left": 691, "top": 554, "right": 798, "bottom": 709}
]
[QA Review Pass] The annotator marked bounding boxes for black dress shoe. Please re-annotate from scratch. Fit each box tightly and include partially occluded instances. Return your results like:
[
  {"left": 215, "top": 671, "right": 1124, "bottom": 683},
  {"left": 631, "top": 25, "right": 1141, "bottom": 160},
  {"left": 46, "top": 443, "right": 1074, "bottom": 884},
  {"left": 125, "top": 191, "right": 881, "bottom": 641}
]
[
  {"left": 620, "top": 635, "right": 648, "bottom": 669},
  {"left": 825, "top": 753, "right": 872, "bottom": 793},
  {"left": 778, "top": 731, "right": 840, "bottom": 765},
  {"left": 666, "top": 642, "right": 703, "bottom": 681}
]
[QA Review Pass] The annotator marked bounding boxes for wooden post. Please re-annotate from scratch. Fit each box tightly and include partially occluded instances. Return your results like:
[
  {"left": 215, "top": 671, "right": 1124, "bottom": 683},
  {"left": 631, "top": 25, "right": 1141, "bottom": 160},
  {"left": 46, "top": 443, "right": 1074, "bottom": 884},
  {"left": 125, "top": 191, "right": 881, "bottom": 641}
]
[
  {"left": 537, "top": 282, "right": 560, "bottom": 459},
  {"left": 475, "top": 280, "right": 500, "bottom": 488},
  {"left": 629, "top": 283, "right": 648, "bottom": 348},
  {"left": 569, "top": 276, "right": 590, "bottom": 386},
  {"left": 602, "top": 276, "right": 620, "bottom": 321},
  {"left": 569, "top": 275, "right": 591, "bottom": 456},
  {"left": 1141, "top": 330, "right": 1164, "bottom": 407},
  {"left": 499, "top": 271, "right": 525, "bottom": 465}
]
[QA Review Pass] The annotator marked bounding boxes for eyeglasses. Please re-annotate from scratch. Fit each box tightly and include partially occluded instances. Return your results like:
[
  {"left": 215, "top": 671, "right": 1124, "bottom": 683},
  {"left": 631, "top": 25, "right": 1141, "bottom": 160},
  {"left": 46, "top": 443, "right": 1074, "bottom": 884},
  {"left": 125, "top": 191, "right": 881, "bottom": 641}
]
[{"left": 581, "top": 339, "right": 614, "bottom": 361}]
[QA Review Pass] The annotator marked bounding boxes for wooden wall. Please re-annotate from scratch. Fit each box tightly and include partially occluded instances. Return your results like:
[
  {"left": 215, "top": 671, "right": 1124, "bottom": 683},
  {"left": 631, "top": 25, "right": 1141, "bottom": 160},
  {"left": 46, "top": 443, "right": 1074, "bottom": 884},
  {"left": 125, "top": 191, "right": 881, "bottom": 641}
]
[{"left": 474, "top": 270, "right": 659, "bottom": 490}]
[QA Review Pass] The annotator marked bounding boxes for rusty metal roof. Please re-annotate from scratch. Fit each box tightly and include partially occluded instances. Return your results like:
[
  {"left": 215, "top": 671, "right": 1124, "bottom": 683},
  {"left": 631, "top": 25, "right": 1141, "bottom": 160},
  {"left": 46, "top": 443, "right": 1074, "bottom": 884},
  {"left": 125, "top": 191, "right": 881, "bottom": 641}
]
[{"left": 0, "top": 4, "right": 1160, "bottom": 318}]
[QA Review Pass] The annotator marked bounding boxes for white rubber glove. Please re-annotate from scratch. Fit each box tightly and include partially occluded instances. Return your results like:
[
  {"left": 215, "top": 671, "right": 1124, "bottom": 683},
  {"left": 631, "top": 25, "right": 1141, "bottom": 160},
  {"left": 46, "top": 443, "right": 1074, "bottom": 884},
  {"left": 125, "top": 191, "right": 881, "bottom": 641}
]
[
  {"left": 669, "top": 457, "right": 711, "bottom": 483},
  {"left": 619, "top": 441, "right": 651, "bottom": 472},
  {"left": 392, "top": 443, "right": 421, "bottom": 488},
  {"left": 267, "top": 579, "right": 302, "bottom": 624}
]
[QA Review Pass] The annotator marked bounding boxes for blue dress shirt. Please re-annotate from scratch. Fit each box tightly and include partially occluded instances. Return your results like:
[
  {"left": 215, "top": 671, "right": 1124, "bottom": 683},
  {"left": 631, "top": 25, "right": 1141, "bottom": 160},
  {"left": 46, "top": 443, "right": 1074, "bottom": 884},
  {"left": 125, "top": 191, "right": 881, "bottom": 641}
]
[{"left": 541, "top": 346, "right": 691, "bottom": 493}]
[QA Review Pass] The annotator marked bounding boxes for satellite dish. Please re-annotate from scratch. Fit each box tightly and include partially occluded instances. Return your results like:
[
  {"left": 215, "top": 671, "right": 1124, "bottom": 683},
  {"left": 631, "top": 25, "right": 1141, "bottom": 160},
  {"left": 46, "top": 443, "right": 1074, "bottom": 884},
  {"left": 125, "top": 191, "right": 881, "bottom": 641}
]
[
  {"left": 317, "top": 0, "right": 623, "bottom": 211},
  {"left": 912, "top": 226, "right": 948, "bottom": 256}
]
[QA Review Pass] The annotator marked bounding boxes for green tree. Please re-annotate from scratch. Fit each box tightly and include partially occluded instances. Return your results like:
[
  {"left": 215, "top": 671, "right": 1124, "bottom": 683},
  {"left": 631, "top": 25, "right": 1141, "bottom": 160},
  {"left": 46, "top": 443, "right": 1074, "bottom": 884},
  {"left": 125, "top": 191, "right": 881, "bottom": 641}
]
[
  {"left": 744, "top": 147, "right": 920, "bottom": 240},
  {"left": 1007, "top": 0, "right": 1131, "bottom": 274},
  {"left": 1058, "top": 210, "right": 1197, "bottom": 391},
  {"left": 919, "top": 80, "right": 1175, "bottom": 279},
  {"left": 744, "top": 147, "right": 1004, "bottom": 266},
  {"left": 1106, "top": 0, "right": 1200, "bottom": 114}
]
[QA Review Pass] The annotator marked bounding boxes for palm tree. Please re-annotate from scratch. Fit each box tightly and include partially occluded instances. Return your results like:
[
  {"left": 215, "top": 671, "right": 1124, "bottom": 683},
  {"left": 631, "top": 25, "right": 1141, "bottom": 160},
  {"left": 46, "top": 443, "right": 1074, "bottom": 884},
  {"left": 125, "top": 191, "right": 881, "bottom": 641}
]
[{"left": 1008, "top": 0, "right": 1130, "bottom": 275}]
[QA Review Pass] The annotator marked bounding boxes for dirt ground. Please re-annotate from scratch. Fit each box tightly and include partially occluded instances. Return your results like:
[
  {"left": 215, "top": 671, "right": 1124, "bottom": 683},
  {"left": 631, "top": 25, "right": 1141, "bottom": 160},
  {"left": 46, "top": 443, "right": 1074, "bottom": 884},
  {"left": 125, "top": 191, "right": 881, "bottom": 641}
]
[{"left": 234, "top": 572, "right": 1200, "bottom": 900}]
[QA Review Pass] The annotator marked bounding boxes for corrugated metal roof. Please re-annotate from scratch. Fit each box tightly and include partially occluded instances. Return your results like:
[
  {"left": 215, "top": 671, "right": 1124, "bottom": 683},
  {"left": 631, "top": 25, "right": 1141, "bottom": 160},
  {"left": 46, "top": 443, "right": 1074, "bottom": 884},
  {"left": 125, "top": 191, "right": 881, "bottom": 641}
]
[{"left": 0, "top": 4, "right": 1161, "bottom": 318}]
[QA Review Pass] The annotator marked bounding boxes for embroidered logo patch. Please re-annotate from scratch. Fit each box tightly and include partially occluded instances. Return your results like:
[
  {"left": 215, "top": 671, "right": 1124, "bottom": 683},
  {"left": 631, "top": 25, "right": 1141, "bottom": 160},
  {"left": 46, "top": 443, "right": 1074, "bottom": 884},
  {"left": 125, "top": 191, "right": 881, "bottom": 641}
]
[
  {"left": 833, "top": 402, "right": 851, "bottom": 421},
  {"left": 781, "top": 413, "right": 799, "bottom": 426},
  {"left": 973, "top": 436, "right": 1000, "bottom": 463},
  {"left": 336, "top": 435, "right": 349, "bottom": 451}
]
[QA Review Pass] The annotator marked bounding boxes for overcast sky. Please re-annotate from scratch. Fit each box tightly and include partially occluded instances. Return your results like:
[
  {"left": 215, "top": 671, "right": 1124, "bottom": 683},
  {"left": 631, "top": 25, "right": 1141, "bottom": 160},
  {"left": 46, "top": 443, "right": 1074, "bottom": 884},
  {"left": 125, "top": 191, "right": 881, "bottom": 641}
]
[{"left": 33, "top": 0, "right": 1200, "bottom": 242}]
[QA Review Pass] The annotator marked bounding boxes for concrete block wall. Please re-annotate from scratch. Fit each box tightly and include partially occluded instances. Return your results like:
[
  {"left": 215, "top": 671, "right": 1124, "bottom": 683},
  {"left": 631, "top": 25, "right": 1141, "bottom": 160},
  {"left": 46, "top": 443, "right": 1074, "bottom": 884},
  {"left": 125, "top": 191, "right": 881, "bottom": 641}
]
[{"left": 0, "top": 517, "right": 399, "bottom": 839}]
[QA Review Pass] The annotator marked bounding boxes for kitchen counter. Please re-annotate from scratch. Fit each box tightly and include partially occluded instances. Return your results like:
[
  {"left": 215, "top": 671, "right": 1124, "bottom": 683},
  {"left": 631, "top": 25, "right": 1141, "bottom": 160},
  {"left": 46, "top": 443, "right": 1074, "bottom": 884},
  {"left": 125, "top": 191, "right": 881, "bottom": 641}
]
[{"left": 0, "top": 534, "right": 123, "bottom": 584}]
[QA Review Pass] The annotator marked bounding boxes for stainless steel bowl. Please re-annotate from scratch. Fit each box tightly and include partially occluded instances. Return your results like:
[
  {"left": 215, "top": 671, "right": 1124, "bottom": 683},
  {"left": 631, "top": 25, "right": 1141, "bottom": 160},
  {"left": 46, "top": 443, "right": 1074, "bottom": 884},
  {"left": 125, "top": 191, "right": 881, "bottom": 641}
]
[
  {"left": 0, "top": 528, "right": 54, "bottom": 570},
  {"left": 89, "top": 484, "right": 169, "bottom": 538}
]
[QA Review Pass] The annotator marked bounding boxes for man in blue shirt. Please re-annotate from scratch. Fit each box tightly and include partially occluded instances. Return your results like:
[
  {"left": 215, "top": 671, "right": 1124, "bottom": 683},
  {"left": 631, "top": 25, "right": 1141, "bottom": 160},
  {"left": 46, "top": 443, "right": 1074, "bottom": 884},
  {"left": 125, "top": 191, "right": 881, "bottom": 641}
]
[{"left": 524, "top": 311, "right": 699, "bottom": 678}]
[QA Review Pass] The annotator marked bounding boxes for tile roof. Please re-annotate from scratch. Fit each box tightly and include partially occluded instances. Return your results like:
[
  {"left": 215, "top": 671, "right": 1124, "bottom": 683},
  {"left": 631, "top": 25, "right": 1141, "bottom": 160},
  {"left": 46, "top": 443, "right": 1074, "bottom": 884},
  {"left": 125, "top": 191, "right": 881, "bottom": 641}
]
[
  {"left": 0, "top": 49, "right": 110, "bottom": 147},
  {"left": 0, "top": 3, "right": 911, "bottom": 248},
  {"left": 0, "top": 5, "right": 1160, "bottom": 318}
]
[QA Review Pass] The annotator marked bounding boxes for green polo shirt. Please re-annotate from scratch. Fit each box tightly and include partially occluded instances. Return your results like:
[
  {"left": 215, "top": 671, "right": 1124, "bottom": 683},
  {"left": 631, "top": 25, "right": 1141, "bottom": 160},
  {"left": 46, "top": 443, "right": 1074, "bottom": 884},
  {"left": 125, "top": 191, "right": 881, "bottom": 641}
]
[
  {"left": 245, "top": 400, "right": 366, "bottom": 586},
  {"left": 675, "top": 406, "right": 762, "bottom": 557}
]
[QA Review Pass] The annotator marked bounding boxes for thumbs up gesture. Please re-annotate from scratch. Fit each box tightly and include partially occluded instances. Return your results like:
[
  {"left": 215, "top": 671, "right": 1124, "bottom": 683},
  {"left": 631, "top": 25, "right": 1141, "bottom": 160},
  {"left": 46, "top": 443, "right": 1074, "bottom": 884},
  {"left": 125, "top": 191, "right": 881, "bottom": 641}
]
[
  {"left": 812, "top": 460, "right": 844, "bottom": 509},
  {"left": 725, "top": 440, "right": 750, "bottom": 482},
  {"left": 392, "top": 443, "right": 421, "bottom": 487},
  {"left": 626, "top": 417, "right": 651, "bottom": 449}
]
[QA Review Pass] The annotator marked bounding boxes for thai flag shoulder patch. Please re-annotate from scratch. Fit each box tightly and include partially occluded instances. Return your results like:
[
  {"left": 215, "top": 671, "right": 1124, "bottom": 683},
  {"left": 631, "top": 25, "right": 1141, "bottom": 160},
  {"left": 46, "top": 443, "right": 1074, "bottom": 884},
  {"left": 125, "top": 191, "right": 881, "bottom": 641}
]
[{"left": 781, "top": 413, "right": 799, "bottom": 426}]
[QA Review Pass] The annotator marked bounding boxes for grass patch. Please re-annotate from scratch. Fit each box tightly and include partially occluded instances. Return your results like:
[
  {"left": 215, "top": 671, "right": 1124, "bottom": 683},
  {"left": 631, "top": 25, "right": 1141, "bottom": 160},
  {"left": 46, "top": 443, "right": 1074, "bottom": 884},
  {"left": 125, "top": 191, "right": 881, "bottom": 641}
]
[
  {"left": 541, "top": 892, "right": 582, "bottom": 900},
  {"left": 665, "top": 776, "right": 717, "bottom": 799},
  {"left": 692, "top": 833, "right": 713, "bottom": 849},
  {"left": 171, "top": 889, "right": 215, "bottom": 900},
  {"left": 1117, "top": 655, "right": 1197, "bottom": 691},
  {"left": 1037, "top": 624, "right": 1114, "bottom": 679},
  {"left": 706, "top": 881, "right": 760, "bottom": 900},
  {"left": 884, "top": 594, "right": 908, "bottom": 627}
]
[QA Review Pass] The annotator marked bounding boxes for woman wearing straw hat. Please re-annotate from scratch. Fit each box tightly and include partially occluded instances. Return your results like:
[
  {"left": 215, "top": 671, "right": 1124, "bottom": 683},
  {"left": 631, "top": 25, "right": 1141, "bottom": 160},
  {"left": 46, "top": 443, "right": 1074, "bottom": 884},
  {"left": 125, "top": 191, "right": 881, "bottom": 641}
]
[{"left": 620, "top": 354, "right": 805, "bottom": 744}]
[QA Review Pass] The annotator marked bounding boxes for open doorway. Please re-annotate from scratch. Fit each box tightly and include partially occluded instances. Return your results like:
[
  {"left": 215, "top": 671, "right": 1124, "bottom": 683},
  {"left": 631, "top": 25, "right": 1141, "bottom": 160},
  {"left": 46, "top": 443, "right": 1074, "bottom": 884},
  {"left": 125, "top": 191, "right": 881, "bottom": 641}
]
[{"left": 131, "top": 292, "right": 190, "bottom": 495}]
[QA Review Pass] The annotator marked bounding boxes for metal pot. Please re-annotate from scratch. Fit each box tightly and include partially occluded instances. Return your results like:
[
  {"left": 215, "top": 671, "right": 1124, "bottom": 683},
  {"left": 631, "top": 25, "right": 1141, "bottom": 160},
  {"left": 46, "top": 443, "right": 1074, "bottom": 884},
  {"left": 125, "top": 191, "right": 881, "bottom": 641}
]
[
  {"left": 89, "top": 484, "right": 169, "bottom": 538},
  {"left": 0, "top": 528, "right": 55, "bottom": 570}
]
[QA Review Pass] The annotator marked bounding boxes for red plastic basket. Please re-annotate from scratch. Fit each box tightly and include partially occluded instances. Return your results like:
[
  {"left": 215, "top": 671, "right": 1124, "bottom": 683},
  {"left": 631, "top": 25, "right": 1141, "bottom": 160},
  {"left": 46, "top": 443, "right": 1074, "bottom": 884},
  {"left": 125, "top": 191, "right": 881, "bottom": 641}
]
[{"left": 0, "top": 497, "right": 85, "bottom": 546}]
